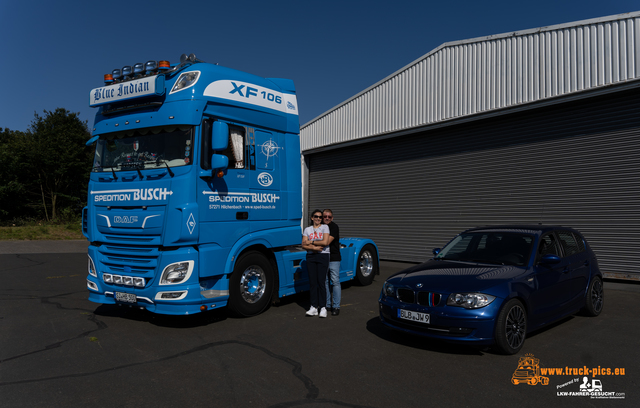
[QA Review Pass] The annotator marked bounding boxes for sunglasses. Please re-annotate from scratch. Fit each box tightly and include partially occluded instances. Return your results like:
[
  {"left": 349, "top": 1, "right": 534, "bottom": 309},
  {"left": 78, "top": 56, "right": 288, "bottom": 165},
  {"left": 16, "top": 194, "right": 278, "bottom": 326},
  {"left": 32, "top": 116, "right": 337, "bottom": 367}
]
[
  {"left": 323, "top": 215, "right": 332, "bottom": 219},
  {"left": 312, "top": 215, "right": 322, "bottom": 219}
]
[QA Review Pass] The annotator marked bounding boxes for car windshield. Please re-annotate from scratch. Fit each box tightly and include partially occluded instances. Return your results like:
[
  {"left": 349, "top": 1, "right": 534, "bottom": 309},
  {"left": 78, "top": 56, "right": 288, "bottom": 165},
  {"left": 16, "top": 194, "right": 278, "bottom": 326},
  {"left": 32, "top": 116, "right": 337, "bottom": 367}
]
[
  {"left": 435, "top": 231, "right": 534, "bottom": 266},
  {"left": 92, "top": 125, "right": 193, "bottom": 172}
]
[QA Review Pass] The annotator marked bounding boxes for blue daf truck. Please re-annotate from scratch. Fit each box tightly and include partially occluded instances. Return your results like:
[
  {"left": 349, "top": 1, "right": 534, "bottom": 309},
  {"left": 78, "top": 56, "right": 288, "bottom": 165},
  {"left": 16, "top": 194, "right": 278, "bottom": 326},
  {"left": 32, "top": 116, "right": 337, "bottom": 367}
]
[{"left": 83, "top": 54, "right": 378, "bottom": 316}]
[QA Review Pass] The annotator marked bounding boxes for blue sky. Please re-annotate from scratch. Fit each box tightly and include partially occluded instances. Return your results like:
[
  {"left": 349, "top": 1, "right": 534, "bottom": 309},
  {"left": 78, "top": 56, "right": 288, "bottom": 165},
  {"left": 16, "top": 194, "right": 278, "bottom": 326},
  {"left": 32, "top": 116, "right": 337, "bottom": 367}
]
[{"left": 0, "top": 0, "right": 637, "bottom": 133}]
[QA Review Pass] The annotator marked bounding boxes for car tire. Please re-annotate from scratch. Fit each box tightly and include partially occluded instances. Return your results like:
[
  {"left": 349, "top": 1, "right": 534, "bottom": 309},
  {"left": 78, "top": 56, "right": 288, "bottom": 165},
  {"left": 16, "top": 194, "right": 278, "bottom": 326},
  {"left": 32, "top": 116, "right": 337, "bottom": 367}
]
[
  {"left": 228, "top": 251, "right": 273, "bottom": 317},
  {"left": 355, "top": 244, "right": 378, "bottom": 286},
  {"left": 583, "top": 276, "right": 604, "bottom": 317},
  {"left": 494, "top": 298, "right": 527, "bottom": 355}
]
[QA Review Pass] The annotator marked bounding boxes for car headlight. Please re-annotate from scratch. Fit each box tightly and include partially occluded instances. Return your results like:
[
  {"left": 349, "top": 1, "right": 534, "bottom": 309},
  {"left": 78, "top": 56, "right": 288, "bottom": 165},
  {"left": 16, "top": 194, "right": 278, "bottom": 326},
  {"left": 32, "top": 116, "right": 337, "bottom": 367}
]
[
  {"left": 383, "top": 282, "right": 397, "bottom": 298},
  {"left": 446, "top": 293, "right": 496, "bottom": 309},
  {"left": 160, "top": 261, "right": 194, "bottom": 285},
  {"left": 88, "top": 255, "right": 97, "bottom": 277}
]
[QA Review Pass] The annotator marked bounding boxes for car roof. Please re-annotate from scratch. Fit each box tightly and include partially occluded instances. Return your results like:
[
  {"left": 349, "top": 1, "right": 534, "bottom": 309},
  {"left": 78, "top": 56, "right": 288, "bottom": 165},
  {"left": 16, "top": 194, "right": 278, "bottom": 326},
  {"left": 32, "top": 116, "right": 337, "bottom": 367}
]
[{"left": 464, "top": 225, "right": 581, "bottom": 235}]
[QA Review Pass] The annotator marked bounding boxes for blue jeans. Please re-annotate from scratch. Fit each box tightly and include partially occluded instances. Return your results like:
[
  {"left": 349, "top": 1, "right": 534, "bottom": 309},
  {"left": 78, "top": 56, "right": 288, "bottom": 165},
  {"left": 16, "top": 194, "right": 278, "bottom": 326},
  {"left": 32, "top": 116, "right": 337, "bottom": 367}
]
[{"left": 325, "top": 261, "right": 341, "bottom": 309}]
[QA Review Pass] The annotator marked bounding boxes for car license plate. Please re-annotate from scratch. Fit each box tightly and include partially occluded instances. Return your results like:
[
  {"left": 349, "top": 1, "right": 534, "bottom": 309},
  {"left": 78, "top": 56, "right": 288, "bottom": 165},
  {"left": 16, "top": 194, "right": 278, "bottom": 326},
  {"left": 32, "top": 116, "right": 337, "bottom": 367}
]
[
  {"left": 398, "top": 309, "right": 430, "bottom": 324},
  {"left": 115, "top": 292, "right": 137, "bottom": 303}
]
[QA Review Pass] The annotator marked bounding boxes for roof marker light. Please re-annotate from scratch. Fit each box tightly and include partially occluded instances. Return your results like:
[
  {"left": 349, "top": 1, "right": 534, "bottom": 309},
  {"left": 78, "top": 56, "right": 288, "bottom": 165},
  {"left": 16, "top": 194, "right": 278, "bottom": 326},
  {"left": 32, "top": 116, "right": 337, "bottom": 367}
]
[
  {"left": 158, "top": 60, "right": 171, "bottom": 70},
  {"left": 145, "top": 60, "right": 157, "bottom": 74},
  {"left": 133, "top": 63, "right": 144, "bottom": 76},
  {"left": 112, "top": 69, "right": 122, "bottom": 81},
  {"left": 122, "top": 66, "right": 132, "bottom": 79},
  {"left": 104, "top": 74, "right": 114, "bottom": 84}
]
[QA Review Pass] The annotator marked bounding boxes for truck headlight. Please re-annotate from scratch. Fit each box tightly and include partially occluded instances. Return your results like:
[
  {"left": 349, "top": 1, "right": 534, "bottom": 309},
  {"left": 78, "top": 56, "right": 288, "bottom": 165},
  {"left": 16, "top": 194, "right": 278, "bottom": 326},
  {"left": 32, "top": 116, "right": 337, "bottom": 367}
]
[
  {"left": 446, "top": 293, "right": 496, "bottom": 309},
  {"left": 160, "top": 261, "right": 194, "bottom": 285},
  {"left": 88, "top": 255, "right": 97, "bottom": 277}
]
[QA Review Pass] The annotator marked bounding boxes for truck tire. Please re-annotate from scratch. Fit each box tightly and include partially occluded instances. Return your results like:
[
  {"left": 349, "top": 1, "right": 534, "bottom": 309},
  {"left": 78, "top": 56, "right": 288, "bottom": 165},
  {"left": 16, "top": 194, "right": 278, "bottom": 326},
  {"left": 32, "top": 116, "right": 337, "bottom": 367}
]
[
  {"left": 355, "top": 244, "right": 378, "bottom": 286},
  {"left": 228, "top": 251, "right": 273, "bottom": 317},
  {"left": 493, "top": 298, "right": 527, "bottom": 355}
]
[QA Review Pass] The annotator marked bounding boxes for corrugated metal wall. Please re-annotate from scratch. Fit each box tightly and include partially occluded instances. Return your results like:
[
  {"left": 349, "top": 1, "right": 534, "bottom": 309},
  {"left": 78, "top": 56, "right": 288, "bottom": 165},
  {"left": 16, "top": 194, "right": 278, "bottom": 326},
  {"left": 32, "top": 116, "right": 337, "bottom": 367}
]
[
  {"left": 301, "top": 12, "right": 640, "bottom": 152},
  {"left": 307, "top": 87, "right": 640, "bottom": 280}
]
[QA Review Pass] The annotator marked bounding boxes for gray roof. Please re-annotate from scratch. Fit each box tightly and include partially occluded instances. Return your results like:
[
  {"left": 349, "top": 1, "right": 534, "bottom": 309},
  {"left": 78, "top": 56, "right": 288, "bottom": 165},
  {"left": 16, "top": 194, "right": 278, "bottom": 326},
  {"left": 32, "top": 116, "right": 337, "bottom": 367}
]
[{"left": 301, "top": 11, "right": 640, "bottom": 152}]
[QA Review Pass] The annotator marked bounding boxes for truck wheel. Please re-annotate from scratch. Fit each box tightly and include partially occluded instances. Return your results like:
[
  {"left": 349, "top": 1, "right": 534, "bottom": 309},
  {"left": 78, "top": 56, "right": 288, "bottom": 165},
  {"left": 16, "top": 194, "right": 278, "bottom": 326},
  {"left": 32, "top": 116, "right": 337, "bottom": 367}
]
[
  {"left": 493, "top": 298, "right": 527, "bottom": 355},
  {"left": 355, "top": 244, "right": 378, "bottom": 286},
  {"left": 228, "top": 251, "right": 273, "bottom": 317},
  {"left": 583, "top": 276, "right": 604, "bottom": 317}
]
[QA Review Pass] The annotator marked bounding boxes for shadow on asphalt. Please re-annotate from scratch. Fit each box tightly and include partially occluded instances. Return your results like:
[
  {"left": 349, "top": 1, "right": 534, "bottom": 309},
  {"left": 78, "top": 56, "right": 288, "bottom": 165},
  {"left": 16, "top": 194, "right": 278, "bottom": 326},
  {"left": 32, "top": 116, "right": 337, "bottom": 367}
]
[
  {"left": 365, "top": 314, "right": 577, "bottom": 357},
  {"left": 365, "top": 317, "right": 486, "bottom": 356},
  {"left": 93, "top": 304, "right": 228, "bottom": 328}
]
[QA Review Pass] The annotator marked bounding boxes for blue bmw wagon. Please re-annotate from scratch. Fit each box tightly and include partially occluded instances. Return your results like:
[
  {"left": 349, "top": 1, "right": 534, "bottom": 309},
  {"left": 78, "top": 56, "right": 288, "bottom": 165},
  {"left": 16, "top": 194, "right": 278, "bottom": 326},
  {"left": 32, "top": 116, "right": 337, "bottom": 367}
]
[{"left": 378, "top": 225, "right": 604, "bottom": 354}]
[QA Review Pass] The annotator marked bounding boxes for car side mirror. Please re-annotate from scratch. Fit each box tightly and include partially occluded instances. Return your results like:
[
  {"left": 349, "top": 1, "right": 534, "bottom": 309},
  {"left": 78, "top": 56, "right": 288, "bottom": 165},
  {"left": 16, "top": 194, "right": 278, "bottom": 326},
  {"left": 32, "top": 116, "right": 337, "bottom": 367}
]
[
  {"left": 433, "top": 248, "right": 441, "bottom": 256},
  {"left": 539, "top": 254, "right": 561, "bottom": 265}
]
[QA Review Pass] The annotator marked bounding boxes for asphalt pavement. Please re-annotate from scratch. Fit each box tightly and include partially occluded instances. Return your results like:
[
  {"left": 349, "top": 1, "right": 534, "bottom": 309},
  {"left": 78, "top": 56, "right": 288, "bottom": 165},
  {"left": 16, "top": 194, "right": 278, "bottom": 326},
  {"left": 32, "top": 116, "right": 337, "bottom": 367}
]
[{"left": 0, "top": 241, "right": 637, "bottom": 407}]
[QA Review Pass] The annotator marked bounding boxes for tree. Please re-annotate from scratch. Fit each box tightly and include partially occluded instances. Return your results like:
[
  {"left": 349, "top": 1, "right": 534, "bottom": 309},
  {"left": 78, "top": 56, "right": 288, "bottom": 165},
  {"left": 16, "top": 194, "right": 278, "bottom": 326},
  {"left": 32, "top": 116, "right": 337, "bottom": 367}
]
[
  {"left": 0, "top": 128, "right": 29, "bottom": 219},
  {"left": 23, "top": 109, "right": 93, "bottom": 221}
]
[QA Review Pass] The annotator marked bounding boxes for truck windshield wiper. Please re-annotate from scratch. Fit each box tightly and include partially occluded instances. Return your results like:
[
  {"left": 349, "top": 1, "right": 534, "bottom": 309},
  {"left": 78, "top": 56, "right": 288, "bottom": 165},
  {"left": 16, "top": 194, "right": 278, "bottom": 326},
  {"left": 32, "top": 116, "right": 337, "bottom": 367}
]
[{"left": 157, "top": 159, "right": 175, "bottom": 177}]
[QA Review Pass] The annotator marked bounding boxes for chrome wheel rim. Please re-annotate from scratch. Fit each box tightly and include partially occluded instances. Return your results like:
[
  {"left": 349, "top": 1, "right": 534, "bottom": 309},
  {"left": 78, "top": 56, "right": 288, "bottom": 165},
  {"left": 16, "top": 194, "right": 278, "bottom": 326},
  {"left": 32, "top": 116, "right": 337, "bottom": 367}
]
[
  {"left": 591, "top": 279, "right": 604, "bottom": 313},
  {"left": 239, "top": 266, "right": 266, "bottom": 304},
  {"left": 359, "top": 251, "right": 373, "bottom": 277},
  {"left": 505, "top": 305, "right": 526, "bottom": 350}
]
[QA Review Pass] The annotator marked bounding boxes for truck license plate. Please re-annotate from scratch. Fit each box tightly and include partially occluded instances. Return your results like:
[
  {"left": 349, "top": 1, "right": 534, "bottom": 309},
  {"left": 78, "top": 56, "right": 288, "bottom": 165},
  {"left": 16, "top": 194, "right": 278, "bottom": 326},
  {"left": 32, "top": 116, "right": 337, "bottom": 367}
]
[
  {"left": 115, "top": 292, "right": 137, "bottom": 303},
  {"left": 398, "top": 309, "right": 430, "bottom": 324}
]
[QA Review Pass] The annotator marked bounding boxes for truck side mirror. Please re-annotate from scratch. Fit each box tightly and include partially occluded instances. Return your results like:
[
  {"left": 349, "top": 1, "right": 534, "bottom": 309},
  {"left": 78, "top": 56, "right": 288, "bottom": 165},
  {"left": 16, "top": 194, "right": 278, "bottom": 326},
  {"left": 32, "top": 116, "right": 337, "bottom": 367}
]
[
  {"left": 211, "top": 154, "right": 228, "bottom": 170},
  {"left": 212, "top": 121, "right": 229, "bottom": 151}
]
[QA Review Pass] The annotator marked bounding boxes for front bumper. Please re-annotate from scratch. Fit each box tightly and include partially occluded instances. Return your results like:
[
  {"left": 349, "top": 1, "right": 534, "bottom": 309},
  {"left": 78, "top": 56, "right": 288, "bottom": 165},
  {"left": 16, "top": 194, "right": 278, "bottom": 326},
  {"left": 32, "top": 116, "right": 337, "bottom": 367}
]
[
  {"left": 378, "top": 295, "right": 503, "bottom": 345},
  {"left": 86, "top": 244, "right": 229, "bottom": 315}
]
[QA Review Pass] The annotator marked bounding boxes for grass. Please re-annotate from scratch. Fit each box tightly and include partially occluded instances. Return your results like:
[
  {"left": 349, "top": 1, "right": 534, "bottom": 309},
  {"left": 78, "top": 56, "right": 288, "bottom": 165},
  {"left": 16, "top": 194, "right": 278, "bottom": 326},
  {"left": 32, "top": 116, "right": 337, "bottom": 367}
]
[{"left": 0, "top": 221, "right": 85, "bottom": 240}]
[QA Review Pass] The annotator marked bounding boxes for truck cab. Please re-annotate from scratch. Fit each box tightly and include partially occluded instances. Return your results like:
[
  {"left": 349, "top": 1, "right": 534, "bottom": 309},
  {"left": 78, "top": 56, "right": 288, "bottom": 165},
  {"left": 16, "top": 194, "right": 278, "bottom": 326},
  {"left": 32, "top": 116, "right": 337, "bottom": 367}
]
[{"left": 84, "top": 54, "right": 378, "bottom": 316}]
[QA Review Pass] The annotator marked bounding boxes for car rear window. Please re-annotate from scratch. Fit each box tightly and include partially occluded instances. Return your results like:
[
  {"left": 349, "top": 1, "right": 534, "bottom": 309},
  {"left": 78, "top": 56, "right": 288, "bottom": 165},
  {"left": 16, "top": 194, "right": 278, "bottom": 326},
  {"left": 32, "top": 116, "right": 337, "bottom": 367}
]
[{"left": 557, "top": 231, "right": 584, "bottom": 256}]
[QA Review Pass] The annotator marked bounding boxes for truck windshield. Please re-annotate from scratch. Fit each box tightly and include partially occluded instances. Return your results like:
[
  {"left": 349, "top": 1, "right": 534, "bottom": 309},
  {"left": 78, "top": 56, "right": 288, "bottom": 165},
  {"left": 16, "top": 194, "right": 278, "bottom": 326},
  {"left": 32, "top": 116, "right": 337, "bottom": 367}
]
[{"left": 92, "top": 125, "right": 194, "bottom": 172}]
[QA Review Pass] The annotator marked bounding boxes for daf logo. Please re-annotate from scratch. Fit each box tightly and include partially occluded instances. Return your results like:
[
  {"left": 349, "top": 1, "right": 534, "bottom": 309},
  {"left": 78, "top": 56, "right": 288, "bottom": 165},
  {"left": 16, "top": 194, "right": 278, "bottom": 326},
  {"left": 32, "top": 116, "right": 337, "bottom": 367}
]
[
  {"left": 416, "top": 283, "right": 423, "bottom": 289},
  {"left": 257, "top": 172, "right": 273, "bottom": 187}
]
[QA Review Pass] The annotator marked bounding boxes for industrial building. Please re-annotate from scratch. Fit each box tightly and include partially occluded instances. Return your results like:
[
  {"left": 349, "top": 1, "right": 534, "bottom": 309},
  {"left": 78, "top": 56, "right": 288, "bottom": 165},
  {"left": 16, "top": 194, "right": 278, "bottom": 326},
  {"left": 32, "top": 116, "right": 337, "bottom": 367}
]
[{"left": 301, "top": 11, "right": 640, "bottom": 280}]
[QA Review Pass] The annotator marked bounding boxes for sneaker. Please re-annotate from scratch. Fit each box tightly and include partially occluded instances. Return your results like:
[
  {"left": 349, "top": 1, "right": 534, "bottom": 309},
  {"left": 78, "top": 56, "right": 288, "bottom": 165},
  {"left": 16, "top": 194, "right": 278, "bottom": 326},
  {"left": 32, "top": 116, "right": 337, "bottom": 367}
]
[
  {"left": 319, "top": 307, "right": 327, "bottom": 318},
  {"left": 331, "top": 308, "right": 340, "bottom": 316},
  {"left": 306, "top": 306, "right": 318, "bottom": 316}
]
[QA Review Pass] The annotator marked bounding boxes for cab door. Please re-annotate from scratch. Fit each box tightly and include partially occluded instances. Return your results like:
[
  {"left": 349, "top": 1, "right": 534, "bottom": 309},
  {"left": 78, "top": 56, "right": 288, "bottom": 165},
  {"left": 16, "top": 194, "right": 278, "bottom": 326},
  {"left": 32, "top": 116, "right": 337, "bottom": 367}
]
[{"left": 198, "top": 119, "right": 251, "bottom": 246}]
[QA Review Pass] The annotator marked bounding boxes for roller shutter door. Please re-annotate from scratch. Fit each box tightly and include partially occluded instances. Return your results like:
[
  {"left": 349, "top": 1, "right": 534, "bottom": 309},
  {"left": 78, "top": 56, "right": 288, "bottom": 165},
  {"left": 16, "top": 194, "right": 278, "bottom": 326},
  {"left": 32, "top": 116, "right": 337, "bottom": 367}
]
[{"left": 307, "top": 88, "right": 640, "bottom": 280}]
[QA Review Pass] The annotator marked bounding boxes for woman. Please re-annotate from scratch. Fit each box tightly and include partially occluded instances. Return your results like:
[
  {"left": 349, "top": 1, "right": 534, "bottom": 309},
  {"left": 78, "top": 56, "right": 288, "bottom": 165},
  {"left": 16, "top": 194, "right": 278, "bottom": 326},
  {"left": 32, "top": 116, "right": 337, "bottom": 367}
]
[{"left": 302, "top": 209, "right": 331, "bottom": 317}]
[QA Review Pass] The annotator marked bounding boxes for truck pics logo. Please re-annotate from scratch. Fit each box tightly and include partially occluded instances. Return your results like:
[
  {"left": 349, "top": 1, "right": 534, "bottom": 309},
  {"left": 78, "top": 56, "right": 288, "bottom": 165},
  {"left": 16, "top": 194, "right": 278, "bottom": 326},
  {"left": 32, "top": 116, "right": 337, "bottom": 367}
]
[
  {"left": 512, "top": 354, "right": 549, "bottom": 386},
  {"left": 508, "top": 354, "right": 627, "bottom": 400},
  {"left": 257, "top": 172, "right": 273, "bottom": 187},
  {"left": 92, "top": 188, "right": 173, "bottom": 202}
]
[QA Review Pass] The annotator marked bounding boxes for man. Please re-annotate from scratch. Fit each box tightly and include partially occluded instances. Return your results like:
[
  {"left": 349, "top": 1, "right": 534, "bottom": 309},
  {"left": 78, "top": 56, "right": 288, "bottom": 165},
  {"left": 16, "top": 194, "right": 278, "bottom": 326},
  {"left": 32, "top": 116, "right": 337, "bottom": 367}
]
[{"left": 323, "top": 209, "right": 341, "bottom": 316}]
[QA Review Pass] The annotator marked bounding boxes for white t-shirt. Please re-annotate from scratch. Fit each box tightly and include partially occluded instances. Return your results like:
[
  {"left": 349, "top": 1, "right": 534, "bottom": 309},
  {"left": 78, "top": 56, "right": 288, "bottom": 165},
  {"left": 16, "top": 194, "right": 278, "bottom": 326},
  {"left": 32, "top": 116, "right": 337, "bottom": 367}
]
[{"left": 303, "top": 224, "right": 330, "bottom": 254}]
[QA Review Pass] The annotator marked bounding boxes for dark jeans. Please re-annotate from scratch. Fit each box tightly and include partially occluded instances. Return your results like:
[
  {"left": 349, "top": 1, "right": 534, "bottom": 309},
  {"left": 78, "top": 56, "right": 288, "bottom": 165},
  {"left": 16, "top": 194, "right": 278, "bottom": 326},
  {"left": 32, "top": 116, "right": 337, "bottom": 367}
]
[{"left": 307, "top": 252, "right": 329, "bottom": 308}]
